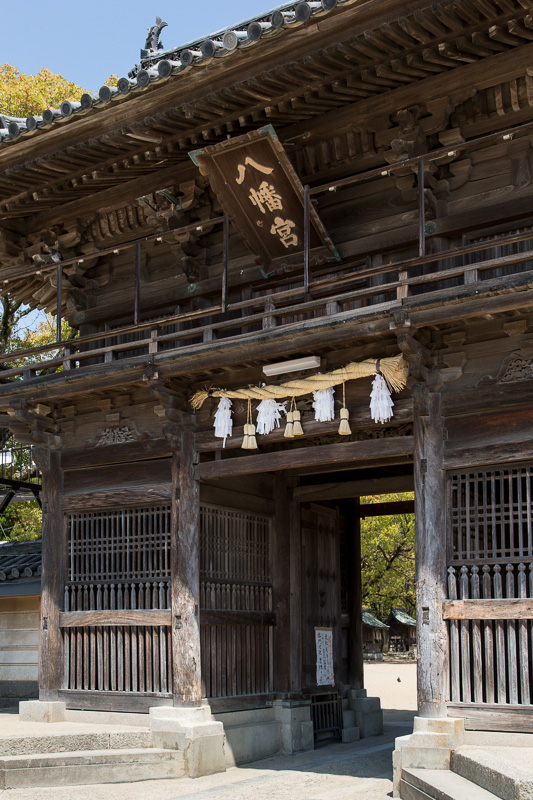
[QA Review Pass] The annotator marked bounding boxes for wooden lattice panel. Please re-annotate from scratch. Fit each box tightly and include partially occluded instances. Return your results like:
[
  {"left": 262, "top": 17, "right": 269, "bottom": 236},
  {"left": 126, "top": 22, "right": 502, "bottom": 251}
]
[
  {"left": 449, "top": 466, "right": 533, "bottom": 563},
  {"left": 200, "top": 504, "right": 271, "bottom": 583},
  {"left": 446, "top": 563, "right": 533, "bottom": 707},
  {"left": 67, "top": 506, "right": 171, "bottom": 583}
]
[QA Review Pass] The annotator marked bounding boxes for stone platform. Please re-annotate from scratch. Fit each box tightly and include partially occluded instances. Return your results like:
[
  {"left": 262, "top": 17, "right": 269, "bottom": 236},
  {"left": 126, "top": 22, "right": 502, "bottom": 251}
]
[{"left": 395, "top": 719, "right": 533, "bottom": 800}]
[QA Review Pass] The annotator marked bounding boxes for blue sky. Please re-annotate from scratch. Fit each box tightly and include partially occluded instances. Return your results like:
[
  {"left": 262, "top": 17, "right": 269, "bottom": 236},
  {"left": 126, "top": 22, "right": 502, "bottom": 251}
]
[{"left": 2, "top": 0, "right": 282, "bottom": 92}]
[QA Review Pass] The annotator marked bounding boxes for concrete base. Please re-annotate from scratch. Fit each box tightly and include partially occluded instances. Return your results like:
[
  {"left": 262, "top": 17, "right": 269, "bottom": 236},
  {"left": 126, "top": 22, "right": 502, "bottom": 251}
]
[
  {"left": 346, "top": 688, "right": 383, "bottom": 738},
  {"left": 215, "top": 707, "right": 282, "bottom": 766},
  {"left": 392, "top": 716, "right": 465, "bottom": 798},
  {"left": 149, "top": 705, "right": 226, "bottom": 778},
  {"left": 273, "top": 700, "right": 314, "bottom": 754},
  {"left": 19, "top": 701, "right": 66, "bottom": 724}
]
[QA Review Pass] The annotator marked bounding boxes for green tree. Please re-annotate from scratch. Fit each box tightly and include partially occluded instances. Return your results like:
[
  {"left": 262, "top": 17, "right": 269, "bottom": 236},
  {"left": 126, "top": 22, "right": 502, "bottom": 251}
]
[
  {"left": 0, "top": 64, "right": 86, "bottom": 117},
  {"left": 0, "top": 63, "right": 118, "bottom": 118},
  {"left": 360, "top": 492, "right": 415, "bottom": 620},
  {"left": 0, "top": 314, "right": 75, "bottom": 542}
]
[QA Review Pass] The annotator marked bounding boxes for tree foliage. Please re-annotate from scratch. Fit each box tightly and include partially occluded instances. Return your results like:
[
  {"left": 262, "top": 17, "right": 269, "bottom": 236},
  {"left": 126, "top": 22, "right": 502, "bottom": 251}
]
[
  {"left": 360, "top": 492, "right": 415, "bottom": 620},
  {"left": 0, "top": 63, "right": 118, "bottom": 118},
  {"left": 0, "top": 64, "right": 86, "bottom": 117},
  {"left": 0, "top": 314, "right": 74, "bottom": 542}
]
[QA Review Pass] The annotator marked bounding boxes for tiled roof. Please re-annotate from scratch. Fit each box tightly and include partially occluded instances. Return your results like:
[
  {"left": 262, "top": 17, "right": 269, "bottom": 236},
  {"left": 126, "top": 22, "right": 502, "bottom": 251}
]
[
  {"left": 362, "top": 609, "right": 389, "bottom": 629},
  {"left": 387, "top": 607, "right": 416, "bottom": 627},
  {"left": 0, "top": 0, "right": 349, "bottom": 146},
  {"left": 0, "top": 539, "right": 41, "bottom": 581}
]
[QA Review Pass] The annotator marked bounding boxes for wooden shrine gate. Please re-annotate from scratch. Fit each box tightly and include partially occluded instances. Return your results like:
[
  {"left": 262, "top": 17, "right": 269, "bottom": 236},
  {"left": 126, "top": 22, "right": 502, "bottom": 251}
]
[
  {"left": 58, "top": 502, "right": 273, "bottom": 711},
  {"left": 444, "top": 463, "right": 533, "bottom": 731}
]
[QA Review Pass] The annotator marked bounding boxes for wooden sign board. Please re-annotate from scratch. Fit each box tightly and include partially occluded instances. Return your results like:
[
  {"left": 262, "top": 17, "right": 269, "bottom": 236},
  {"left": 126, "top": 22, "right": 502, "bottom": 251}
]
[{"left": 190, "top": 125, "right": 338, "bottom": 268}]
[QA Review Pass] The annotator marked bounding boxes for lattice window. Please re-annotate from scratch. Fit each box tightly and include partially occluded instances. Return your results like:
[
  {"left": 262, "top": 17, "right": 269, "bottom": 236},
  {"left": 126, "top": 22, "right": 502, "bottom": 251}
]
[
  {"left": 68, "top": 506, "right": 171, "bottom": 583},
  {"left": 200, "top": 504, "right": 271, "bottom": 583},
  {"left": 449, "top": 465, "right": 533, "bottom": 562}
]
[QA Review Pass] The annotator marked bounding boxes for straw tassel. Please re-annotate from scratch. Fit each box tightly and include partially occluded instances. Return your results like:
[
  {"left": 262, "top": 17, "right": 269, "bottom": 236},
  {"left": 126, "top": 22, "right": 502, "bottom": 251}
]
[
  {"left": 284, "top": 409, "right": 294, "bottom": 438},
  {"left": 242, "top": 400, "right": 258, "bottom": 449},
  {"left": 292, "top": 405, "right": 303, "bottom": 436},
  {"left": 338, "top": 383, "right": 351, "bottom": 435}
]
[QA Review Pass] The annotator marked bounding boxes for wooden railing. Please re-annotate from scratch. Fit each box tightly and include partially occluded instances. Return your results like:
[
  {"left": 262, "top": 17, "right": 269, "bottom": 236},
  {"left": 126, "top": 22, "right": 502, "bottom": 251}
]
[
  {"left": 2, "top": 230, "right": 533, "bottom": 382},
  {"left": 445, "top": 563, "right": 533, "bottom": 707},
  {"left": 6, "top": 117, "right": 533, "bottom": 383}
]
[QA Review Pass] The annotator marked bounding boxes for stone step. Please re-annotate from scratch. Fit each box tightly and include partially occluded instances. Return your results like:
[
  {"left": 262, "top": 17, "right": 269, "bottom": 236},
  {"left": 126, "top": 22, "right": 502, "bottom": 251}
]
[
  {"left": 0, "top": 729, "right": 153, "bottom": 756},
  {"left": 401, "top": 767, "right": 501, "bottom": 800},
  {"left": 0, "top": 747, "right": 185, "bottom": 789},
  {"left": 452, "top": 746, "right": 533, "bottom": 800}
]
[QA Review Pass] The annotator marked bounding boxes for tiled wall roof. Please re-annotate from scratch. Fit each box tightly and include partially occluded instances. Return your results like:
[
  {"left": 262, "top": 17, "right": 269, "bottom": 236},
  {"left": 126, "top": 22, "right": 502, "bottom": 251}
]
[{"left": 0, "top": 539, "right": 41, "bottom": 582}]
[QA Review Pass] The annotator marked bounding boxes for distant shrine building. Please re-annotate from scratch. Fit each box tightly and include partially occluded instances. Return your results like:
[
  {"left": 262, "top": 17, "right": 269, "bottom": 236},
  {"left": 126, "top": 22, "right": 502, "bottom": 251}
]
[{"left": 1, "top": 0, "right": 533, "bottom": 790}]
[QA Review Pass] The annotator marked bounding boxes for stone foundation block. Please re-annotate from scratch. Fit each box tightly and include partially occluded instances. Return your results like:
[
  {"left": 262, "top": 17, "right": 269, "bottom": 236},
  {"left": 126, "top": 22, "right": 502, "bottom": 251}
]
[
  {"left": 149, "top": 706, "right": 225, "bottom": 778},
  {"left": 18, "top": 701, "right": 66, "bottom": 723},
  {"left": 342, "top": 709, "right": 356, "bottom": 728},
  {"left": 273, "top": 701, "right": 314, "bottom": 754},
  {"left": 412, "top": 716, "right": 464, "bottom": 748},
  {"left": 341, "top": 726, "right": 360, "bottom": 743},
  {"left": 392, "top": 718, "right": 465, "bottom": 797},
  {"left": 355, "top": 709, "right": 383, "bottom": 738}
]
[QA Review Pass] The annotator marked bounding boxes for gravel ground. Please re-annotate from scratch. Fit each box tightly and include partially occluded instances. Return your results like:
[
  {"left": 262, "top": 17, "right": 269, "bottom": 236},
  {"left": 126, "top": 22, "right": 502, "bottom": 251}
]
[{"left": 0, "top": 663, "right": 417, "bottom": 800}]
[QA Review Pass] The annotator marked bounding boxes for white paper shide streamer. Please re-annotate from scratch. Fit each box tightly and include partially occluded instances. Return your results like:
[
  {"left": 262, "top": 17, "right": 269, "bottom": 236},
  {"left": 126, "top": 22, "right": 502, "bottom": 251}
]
[
  {"left": 312, "top": 387, "right": 335, "bottom": 422},
  {"left": 213, "top": 397, "right": 233, "bottom": 446},
  {"left": 370, "top": 373, "right": 394, "bottom": 424},
  {"left": 256, "top": 399, "right": 286, "bottom": 435}
]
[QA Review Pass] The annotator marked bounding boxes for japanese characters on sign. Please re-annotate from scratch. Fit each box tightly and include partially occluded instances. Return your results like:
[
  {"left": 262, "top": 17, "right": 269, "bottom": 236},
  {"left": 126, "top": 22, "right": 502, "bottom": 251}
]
[
  {"left": 236, "top": 157, "right": 299, "bottom": 250},
  {"left": 189, "top": 126, "right": 336, "bottom": 267},
  {"left": 315, "top": 627, "right": 334, "bottom": 686}
]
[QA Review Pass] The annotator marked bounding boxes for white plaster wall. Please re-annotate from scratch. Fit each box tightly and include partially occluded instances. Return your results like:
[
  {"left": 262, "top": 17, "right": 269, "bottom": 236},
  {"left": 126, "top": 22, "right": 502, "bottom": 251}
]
[{"left": 0, "top": 596, "right": 40, "bottom": 683}]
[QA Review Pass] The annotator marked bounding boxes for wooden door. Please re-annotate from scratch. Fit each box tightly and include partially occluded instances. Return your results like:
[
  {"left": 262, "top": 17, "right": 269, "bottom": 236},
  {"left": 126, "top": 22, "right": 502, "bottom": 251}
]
[{"left": 301, "top": 503, "right": 341, "bottom": 689}]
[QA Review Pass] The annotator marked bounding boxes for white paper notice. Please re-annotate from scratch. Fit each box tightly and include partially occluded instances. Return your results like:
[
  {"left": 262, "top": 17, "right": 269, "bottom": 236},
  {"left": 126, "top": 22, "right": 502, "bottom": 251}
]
[{"left": 315, "top": 627, "right": 334, "bottom": 686}]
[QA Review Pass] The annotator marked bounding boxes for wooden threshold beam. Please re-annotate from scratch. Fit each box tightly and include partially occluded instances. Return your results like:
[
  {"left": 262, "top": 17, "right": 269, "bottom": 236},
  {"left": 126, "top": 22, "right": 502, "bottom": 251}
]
[
  {"left": 359, "top": 499, "right": 414, "bottom": 517},
  {"left": 194, "top": 436, "right": 414, "bottom": 480},
  {"left": 293, "top": 472, "right": 414, "bottom": 501}
]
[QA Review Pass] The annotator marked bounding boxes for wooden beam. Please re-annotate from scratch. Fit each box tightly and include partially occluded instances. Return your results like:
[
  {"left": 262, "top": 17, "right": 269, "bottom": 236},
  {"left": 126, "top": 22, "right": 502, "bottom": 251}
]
[
  {"left": 200, "top": 610, "right": 275, "bottom": 626},
  {"left": 194, "top": 436, "right": 414, "bottom": 481},
  {"left": 282, "top": 41, "right": 533, "bottom": 146},
  {"left": 443, "top": 599, "right": 533, "bottom": 621},
  {"left": 359, "top": 500, "right": 414, "bottom": 517},
  {"left": 59, "top": 610, "right": 171, "bottom": 627},
  {"left": 294, "top": 473, "right": 414, "bottom": 501}
]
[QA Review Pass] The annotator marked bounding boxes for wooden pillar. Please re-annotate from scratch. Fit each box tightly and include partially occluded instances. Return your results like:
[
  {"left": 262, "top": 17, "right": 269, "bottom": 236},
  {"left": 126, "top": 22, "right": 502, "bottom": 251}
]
[
  {"left": 345, "top": 499, "right": 364, "bottom": 690},
  {"left": 171, "top": 427, "right": 202, "bottom": 706},
  {"left": 289, "top": 496, "right": 302, "bottom": 693},
  {"left": 273, "top": 473, "right": 291, "bottom": 693},
  {"left": 37, "top": 449, "right": 65, "bottom": 701},
  {"left": 414, "top": 390, "right": 448, "bottom": 717}
]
